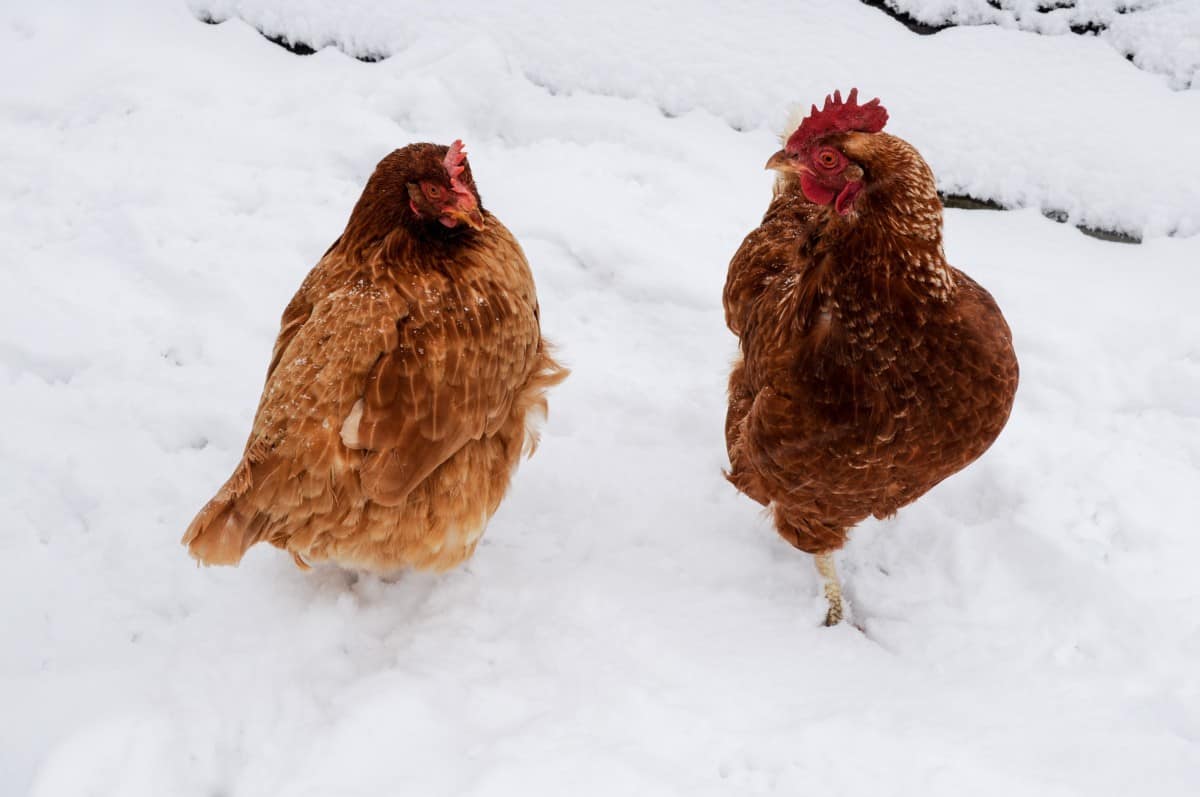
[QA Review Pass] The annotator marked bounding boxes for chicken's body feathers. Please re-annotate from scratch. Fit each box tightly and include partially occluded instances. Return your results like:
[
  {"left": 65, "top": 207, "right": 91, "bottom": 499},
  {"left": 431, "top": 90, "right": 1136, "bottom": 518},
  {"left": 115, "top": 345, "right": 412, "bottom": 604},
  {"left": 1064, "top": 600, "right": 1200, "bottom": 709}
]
[
  {"left": 725, "top": 132, "right": 1017, "bottom": 557},
  {"left": 184, "top": 144, "right": 566, "bottom": 573}
]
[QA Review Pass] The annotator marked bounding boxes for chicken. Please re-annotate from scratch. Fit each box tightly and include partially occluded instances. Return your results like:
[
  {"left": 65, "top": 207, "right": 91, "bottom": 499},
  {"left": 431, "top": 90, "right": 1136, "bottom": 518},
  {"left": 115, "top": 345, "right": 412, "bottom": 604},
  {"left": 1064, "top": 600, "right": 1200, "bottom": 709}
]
[
  {"left": 184, "top": 140, "right": 567, "bottom": 573},
  {"left": 723, "top": 90, "right": 1018, "bottom": 625}
]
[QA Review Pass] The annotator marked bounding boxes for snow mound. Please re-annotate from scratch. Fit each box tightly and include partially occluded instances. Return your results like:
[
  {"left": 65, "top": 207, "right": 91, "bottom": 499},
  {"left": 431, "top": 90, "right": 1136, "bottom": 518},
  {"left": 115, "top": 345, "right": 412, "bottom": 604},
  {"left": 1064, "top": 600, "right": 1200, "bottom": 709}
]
[
  {"left": 191, "top": 0, "right": 1200, "bottom": 238},
  {"left": 882, "top": 0, "right": 1200, "bottom": 90}
]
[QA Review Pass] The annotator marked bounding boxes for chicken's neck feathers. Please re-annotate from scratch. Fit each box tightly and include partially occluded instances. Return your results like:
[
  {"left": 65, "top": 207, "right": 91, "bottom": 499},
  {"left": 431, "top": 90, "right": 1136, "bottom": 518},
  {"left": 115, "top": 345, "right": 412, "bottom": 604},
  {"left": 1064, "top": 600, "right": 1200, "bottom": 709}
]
[
  {"left": 330, "top": 219, "right": 483, "bottom": 280},
  {"left": 778, "top": 186, "right": 954, "bottom": 319}
]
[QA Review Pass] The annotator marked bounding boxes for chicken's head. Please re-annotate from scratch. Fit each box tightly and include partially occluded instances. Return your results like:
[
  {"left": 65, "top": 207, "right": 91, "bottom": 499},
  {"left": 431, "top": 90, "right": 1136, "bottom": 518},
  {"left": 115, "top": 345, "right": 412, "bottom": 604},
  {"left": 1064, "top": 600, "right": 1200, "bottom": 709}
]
[
  {"left": 767, "top": 89, "right": 889, "bottom": 216},
  {"left": 404, "top": 139, "right": 485, "bottom": 231}
]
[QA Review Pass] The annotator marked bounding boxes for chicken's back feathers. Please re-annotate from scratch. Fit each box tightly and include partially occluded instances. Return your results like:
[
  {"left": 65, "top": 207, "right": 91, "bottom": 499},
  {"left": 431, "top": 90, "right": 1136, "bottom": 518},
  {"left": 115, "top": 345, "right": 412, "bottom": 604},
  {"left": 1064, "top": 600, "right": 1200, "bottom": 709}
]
[{"left": 184, "top": 145, "right": 566, "bottom": 572}]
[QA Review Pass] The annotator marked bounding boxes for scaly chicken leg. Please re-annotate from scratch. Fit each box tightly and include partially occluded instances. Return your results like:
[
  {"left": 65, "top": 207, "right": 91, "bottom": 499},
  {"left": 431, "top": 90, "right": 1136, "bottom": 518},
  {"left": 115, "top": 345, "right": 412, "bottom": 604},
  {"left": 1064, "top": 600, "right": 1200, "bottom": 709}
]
[{"left": 815, "top": 552, "right": 843, "bottom": 626}]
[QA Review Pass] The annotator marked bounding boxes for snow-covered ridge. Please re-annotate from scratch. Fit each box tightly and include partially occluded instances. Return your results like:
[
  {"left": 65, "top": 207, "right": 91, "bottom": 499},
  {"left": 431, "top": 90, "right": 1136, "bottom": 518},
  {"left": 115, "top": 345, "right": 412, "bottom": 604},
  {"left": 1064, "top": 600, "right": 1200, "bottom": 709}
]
[
  {"left": 190, "top": 0, "right": 1200, "bottom": 239},
  {"left": 878, "top": 0, "right": 1199, "bottom": 91}
]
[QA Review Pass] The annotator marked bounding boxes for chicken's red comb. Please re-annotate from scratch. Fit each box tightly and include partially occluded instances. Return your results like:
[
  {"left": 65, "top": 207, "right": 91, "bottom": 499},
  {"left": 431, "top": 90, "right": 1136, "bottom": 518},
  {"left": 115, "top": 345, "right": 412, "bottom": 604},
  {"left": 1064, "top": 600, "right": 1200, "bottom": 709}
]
[
  {"left": 444, "top": 139, "right": 467, "bottom": 179},
  {"left": 443, "top": 139, "right": 473, "bottom": 202},
  {"left": 786, "top": 88, "right": 888, "bottom": 153}
]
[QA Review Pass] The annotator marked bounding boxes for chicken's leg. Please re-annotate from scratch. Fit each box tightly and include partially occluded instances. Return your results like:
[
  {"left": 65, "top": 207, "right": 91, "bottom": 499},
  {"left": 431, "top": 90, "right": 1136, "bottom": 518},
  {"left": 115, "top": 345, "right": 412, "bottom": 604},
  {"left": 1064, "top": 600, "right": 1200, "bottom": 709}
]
[{"left": 814, "top": 552, "right": 843, "bottom": 626}]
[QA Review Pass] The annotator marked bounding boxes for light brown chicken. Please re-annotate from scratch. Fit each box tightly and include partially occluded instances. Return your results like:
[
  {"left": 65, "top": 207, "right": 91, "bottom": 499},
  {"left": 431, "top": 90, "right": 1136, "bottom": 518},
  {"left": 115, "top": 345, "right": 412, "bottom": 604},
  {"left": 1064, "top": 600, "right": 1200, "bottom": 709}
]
[
  {"left": 724, "top": 91, "right": 1018, "bottom": 625},
  {"left": 184, "top": 141, "right": 567, "bottom": 573}
]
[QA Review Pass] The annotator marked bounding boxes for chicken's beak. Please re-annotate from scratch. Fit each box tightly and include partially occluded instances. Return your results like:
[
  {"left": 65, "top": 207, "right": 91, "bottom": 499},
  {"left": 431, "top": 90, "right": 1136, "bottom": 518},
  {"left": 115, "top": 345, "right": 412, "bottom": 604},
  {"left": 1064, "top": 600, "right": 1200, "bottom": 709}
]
[
  {"left": 454, "top": 207, "right": 486, "bottom": 231},
  {"left": 765, "top": 149, "right": 801, "bottom": 173},
  {"left": 440, "top": 202, "right": 486, "bottom": 231}
]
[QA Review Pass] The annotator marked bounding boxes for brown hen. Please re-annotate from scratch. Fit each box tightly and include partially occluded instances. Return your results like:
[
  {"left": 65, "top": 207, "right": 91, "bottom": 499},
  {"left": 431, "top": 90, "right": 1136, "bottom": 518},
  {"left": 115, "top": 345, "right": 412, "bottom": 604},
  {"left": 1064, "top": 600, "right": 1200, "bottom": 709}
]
[
  {"left": 724, "top": 91, "right": 1018, "bottom": 625},
  {"left": 184, "top": 141, "right": 567, "bottom": 573}
]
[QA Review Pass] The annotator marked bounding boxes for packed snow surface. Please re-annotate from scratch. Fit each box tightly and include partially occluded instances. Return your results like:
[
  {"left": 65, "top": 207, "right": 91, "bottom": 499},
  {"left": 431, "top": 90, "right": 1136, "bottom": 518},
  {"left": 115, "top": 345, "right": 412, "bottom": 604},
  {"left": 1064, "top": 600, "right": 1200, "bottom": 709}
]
[{"left": 2, "top": 1, "right": 1199, "bottom": 795}]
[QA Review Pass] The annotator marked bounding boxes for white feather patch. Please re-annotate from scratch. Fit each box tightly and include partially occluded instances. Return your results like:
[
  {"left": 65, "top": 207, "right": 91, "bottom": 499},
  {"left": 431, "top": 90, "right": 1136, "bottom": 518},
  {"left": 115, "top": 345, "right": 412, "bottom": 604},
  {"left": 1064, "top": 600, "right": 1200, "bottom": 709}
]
[
  {"left": 340, "top": 399, "right": 365, "bottom": 449},
  {"left": 522, "top": 403, "right": 547, "bottom": 457},
  {"left": 443, "top": 510, "right": 489, "bottom": 553}
]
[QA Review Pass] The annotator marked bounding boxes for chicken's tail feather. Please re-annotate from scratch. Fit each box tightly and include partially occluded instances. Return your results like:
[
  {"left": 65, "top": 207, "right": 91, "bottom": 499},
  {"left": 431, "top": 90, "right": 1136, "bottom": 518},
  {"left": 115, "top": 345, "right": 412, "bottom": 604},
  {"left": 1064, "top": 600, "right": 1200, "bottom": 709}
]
[
  {"left": 519, "top": 341, "right": 570, "bottom": 457},
  {"left": 181, "top": 442, "right": 267, "bottom": 566}
]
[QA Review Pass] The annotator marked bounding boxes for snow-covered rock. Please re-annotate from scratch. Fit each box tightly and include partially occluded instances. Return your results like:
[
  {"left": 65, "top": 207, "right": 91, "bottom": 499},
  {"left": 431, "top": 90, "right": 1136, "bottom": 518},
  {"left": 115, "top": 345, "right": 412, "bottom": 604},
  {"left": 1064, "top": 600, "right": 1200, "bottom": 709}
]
[{"left": 884, "top": 0, "right": 1200, "bottom": 90}]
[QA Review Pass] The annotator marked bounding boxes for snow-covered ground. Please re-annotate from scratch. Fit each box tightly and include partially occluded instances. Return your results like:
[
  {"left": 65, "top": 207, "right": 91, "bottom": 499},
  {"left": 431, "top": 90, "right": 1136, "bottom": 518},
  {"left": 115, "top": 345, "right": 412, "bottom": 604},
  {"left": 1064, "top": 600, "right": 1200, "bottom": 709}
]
[
  {"left": 880, "top": 0, "right": 1200, "bottom": 90},
  {"left": 188, "top": 0, "right": 1200, "bottom": 239},
  {"left": 2, "top": 1, "right": 1199, "bottom": 795}
]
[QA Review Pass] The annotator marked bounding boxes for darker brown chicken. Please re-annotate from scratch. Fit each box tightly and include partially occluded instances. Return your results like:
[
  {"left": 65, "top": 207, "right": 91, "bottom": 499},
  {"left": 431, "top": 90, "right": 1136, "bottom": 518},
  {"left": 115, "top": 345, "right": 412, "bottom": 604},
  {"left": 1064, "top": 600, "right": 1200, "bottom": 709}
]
[
  {"left": 184, "top": 141, "right": 567, "bottom": 573},
  {"left": 724, "top": 91, "right": 1018, "bottom": 624}
]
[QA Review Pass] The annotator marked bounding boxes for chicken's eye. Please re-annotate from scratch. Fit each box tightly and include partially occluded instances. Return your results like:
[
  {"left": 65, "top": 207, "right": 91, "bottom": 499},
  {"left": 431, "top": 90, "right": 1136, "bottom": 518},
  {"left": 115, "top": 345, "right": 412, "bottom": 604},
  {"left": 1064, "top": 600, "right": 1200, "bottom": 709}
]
[
  {"left": 816, "top": 149, "right": 840, "bottom": 169},
  {"left": 425, "top": 183, "right": 445, "bottom": 200}
]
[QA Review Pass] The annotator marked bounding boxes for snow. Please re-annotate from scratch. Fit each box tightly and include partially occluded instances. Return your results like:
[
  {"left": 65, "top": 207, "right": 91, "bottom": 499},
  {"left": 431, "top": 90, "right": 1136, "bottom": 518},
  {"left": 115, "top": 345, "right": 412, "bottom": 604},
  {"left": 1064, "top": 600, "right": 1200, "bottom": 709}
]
[
  {"left": 2, "top": 1, "right": 1199, "bottom": 795},
  {"left": 188, "top": 0, "right": 1200, "bottom": 239},
  {"left": 885, "top": 0, "right": 1200, "bottom": 90}
]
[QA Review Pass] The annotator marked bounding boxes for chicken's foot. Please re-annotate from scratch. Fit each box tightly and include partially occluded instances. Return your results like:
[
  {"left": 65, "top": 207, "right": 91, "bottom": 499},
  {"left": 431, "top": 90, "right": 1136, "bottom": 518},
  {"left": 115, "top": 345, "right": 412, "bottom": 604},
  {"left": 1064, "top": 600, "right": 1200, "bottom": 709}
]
[{"left": 814, "top": 552, "right": 843, "bottom": 626}]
